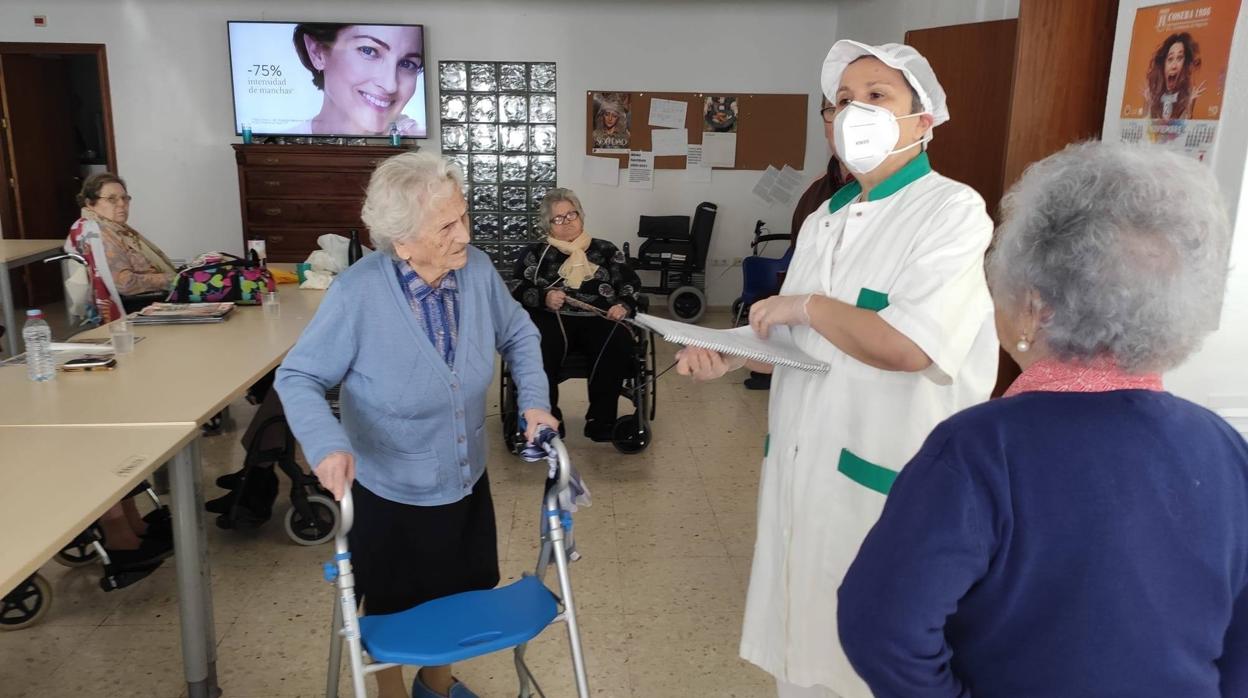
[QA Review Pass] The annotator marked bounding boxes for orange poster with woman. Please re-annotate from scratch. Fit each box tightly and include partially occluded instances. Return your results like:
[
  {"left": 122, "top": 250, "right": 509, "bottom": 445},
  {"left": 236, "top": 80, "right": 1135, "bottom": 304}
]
[{"left": 1118, "top": 0, "right": 1240, "bottom": 159}]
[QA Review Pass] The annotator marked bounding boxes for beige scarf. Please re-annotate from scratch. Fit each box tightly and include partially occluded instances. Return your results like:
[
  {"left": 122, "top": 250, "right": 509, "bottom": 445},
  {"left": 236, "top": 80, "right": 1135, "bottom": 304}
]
[
  {"left": 546, "top": 233, "right": 600, "bottom": 288},
  {"left": 81, "top": 207, "right": 177, "bottom": 276}
]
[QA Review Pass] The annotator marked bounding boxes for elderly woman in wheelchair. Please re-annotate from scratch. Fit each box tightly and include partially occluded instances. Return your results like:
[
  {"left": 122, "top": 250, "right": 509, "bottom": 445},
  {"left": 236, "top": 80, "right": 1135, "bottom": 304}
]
[
  {"left": 510, "top": 188, "right": 644, "bottom": 443},
  {"left": 65, "top": 172, "right": 176, "bottom": 324}
]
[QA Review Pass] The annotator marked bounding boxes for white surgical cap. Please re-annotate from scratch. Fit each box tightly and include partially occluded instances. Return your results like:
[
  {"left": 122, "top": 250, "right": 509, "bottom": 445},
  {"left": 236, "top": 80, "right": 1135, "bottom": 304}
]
[{"left": 821, "top": 40, "right": 950, "bottom": 127}]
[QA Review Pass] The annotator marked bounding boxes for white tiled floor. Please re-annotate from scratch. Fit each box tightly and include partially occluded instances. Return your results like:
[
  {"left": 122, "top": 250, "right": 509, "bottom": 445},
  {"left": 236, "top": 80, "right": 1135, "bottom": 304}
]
[{"left": 1, "top": 311, "right": 776, "bottom": 697}]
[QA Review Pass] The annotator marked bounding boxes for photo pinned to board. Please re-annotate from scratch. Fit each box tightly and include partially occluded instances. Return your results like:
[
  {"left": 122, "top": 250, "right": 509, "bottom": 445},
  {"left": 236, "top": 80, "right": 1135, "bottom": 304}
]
[
  {"left": 703, "top": 95, "right": 739, "bottom": 133},
  {"left": 591, "top": 91, "right": 632, "bottom": 153}
]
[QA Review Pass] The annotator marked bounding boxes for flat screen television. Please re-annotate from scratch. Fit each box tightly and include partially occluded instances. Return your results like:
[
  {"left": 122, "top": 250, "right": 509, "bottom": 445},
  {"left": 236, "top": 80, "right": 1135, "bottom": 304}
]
[{"left": 228, "top": 21, "right": 427, "bottom": 138}]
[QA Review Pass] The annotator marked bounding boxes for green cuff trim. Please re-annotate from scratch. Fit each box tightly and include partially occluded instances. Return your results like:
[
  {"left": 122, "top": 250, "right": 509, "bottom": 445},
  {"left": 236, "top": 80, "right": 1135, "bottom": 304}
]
[
  {"left": 838, "top": 448, "right": 897, "bottom": 495},
  {"left": 855, "top": 288, "right": 890, "bottom": 312},
  {"left": 764, "top": 433, "right": 770, "bottom": 457}
]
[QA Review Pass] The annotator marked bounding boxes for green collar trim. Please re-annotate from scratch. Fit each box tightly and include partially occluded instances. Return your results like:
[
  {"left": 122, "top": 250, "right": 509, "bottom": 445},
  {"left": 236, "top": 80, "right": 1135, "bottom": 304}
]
[{"left": 827, "top": 152, "right": 933, "bottom": 213}]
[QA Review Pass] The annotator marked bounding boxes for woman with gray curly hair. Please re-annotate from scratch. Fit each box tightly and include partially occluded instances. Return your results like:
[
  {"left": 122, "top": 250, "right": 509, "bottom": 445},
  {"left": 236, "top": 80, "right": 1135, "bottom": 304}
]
[
  {"left": 839, "top": 142, "right": 1247, "bottom": 697},
  {"left": 277, "top": 152, "right": 557, "bottom": 698},
  {"left": 510, "top": 188, "right": 642, "bottom": 442}
]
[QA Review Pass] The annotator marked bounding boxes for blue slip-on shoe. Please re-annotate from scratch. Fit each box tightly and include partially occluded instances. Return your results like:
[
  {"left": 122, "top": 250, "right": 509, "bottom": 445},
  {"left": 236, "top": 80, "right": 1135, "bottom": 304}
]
[{"left": 412, "top": 674, "right": 480, "bottom": 698}]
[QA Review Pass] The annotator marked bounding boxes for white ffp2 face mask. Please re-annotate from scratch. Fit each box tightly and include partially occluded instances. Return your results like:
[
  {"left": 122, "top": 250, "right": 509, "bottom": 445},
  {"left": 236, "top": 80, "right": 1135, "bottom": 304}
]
[{"left": 833, "top": 101, "right": 928, "bottom": 175}]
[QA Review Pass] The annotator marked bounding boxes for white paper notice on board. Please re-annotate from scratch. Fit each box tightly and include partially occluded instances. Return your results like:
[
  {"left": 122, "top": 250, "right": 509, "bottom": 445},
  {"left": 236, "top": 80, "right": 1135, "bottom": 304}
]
[
  {"left": 686, "top": 144, "right": 704, "bottom": 167},
  {"left": 752, "top": 166, "right": 779, "bottom": 204},
  {"left": 686, "top": 144, "right": 711, "bottom": 182},
  {"left": 687, "top": 165, "right": 713, "bottom": 183},
  {"left": 650, "top": 128, "right": 688, "bottom": 157},
  {"left": 771, "top": 165, "right": 806, "bottom": 206},
  {"left": 583, "top": 155, "right": 620, "bottom": 187},
  {"left": 702, "top": 132, "right": 737, "bottom": 167},
  {"left": 626, "top": 151, "right": 655, "bottom": 190},
  {"left": 648, "top": 98, "right": 688, "bottom": 128}
]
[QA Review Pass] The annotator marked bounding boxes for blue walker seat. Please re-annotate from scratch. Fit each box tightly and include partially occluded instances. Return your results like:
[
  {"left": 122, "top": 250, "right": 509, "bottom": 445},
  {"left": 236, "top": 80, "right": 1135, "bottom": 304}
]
[
  {"left": 326, "top": 430, "right": 590, "bottom": 698},
  {"left": 359, "top": 575, "right": 559, "bottom": 667}
]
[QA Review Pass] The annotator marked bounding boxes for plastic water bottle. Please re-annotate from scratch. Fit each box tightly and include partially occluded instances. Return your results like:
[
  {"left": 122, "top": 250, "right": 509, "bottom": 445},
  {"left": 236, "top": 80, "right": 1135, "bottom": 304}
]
[
  {"left": 389, "top": 122, "right": 402, "bottom": 147},
  {"left": 22, "top": 309, "right": 55, "bottom": 382}
]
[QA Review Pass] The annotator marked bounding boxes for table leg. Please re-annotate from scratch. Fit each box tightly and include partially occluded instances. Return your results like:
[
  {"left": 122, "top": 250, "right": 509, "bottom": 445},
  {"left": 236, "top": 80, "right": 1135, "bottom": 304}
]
[
  {"left": 0, "top": 263, "right": 17, "bottom": 357},
  {"left": 169, "top": 438, "right": 221, "bottom": 698}
]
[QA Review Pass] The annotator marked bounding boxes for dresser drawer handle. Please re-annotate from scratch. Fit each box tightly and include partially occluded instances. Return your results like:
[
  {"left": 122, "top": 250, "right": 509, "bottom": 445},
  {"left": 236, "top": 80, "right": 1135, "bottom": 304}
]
[
  {"left": 268, "top": 235, "right": 285, "bottom": 244},
  {"left": 264, "top": 207, "right": 283, "bottom": 216},
  {"left": 263, "top": 179, "right": 281, "bottom": 187},
  {"left": 263, "top": 157, "right": 280, "bottom": 165},
  {"left": 369, "top": 159, "right": 381, "bottom": 165}
]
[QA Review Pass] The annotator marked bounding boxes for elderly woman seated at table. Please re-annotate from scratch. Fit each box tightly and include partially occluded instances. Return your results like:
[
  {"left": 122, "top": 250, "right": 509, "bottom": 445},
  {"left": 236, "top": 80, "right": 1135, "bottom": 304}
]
[
  {"left": 510, "top": 188, "right": 642, "bottom": 442},
  {"left": 276, "top": 152, "right": 556, "bottom": 698},
  {"left": 66, "top": 172, "right": 177, "bottom": 323},
  {"left": 838, "top": 142, "right": 1247, "bottom": 697}
]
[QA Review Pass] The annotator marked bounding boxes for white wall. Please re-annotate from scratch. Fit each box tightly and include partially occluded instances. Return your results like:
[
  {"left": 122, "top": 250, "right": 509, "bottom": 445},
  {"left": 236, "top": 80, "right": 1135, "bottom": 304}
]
[
  {"left": 1102, "top": 1, "right": 1248, "bottom": 428},
  {"left": 0, "top": 0, "right": 842, "bottom": 306},
  {"left": 834, "top": 0, "right": 1019, "bottom": 43}
]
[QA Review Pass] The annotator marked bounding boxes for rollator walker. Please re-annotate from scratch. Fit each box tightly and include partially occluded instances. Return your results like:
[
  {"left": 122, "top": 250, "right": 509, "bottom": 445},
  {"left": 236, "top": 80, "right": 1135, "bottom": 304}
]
[{"left": 324, "top": 431, "right": 590, "bottom": 698}]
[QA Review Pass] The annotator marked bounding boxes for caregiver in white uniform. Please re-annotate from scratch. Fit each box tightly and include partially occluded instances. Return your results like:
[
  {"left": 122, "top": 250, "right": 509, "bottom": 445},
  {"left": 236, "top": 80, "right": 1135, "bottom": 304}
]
[{"left": 677, "top": 41, "right": 999, "bottom": 698}]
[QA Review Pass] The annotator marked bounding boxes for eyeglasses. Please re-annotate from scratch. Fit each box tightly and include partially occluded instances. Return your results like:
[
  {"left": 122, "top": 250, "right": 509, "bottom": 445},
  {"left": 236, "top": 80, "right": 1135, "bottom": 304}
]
[
  {"left": 819, "top": 106, "right": 838, "bottom": 124},
  {"left": 550, "top": 210, "right": 580, "bottom": 225},
  {"left": 101, "top": 195, "right": 133, "bottom": 204}
]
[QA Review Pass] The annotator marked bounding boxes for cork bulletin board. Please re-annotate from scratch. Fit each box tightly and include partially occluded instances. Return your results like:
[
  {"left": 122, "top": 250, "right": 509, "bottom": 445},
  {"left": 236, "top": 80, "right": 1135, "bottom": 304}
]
[{"left": 584, "top": 91, "right": 808, "bottom": 171}]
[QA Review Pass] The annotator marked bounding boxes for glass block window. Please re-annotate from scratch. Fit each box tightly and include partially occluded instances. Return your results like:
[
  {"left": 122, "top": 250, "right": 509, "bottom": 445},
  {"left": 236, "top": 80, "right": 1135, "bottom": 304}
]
[{"left": 440, "top": 61, "right": 557, "bottom": 278}]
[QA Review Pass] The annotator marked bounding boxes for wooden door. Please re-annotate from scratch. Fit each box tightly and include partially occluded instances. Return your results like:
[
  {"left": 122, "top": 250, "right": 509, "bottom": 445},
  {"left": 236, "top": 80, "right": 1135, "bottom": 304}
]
[
  {"left": 0, "top": 53, "right": 80, "bottom": 305},
  {"left": 906, "top": 19, "right": 1019, "bottom": 219},
  {"left": 989, "top": 0, "right": 1119, "bottom": 395}
]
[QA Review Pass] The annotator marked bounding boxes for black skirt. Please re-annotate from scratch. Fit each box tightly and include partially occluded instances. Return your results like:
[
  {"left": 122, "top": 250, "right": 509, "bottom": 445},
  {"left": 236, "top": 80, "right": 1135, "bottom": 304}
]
[{"left": 347, "top": 472, "right": 500, "bottom": 616}]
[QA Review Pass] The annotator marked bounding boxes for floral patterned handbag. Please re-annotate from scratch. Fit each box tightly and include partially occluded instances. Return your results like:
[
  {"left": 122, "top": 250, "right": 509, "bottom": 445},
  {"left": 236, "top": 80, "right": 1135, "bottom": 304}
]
[{"left": 167, "top": 253, "right": 275, "bottom": 305}]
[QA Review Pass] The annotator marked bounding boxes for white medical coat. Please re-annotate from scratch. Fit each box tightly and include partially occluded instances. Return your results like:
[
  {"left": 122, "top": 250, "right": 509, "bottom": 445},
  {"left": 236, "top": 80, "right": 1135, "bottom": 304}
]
[{"left": 739, "top": 154, "right": 998, "bottom": 695}]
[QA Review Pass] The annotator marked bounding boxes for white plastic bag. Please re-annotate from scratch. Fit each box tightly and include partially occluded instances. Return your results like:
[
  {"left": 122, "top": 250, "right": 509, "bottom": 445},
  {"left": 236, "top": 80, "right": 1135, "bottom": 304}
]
[
  {"left": 64, "top": 263, "right": 90, "bottom": 323},
  {"left": 299, "top": 269, "right": 335, "bottom": 290}
]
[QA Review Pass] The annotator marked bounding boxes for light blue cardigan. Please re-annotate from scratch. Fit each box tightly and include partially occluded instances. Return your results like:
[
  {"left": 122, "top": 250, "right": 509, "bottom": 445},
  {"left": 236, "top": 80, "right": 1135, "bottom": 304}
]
[{"left": 276, "top": 248, "right": 549, "bottom": 506}]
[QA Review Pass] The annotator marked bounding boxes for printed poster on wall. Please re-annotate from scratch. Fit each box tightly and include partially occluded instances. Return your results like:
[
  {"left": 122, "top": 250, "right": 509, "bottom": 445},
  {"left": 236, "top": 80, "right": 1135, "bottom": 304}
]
[
  {"left": 1117, "top": 0, "right": 1241, "bottom": 161},
  {"left": 703, "top": 96, "right": 739, "bottom": 133},
  {"left": 591, "top": 92, "right": 632, "bottom": 153}
]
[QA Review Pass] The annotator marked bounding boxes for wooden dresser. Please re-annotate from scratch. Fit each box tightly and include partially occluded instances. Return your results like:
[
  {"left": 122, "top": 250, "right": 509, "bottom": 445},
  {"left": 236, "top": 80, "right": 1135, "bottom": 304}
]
[{"left": 232, "top": 144, "right": 412, "bottom": 262}]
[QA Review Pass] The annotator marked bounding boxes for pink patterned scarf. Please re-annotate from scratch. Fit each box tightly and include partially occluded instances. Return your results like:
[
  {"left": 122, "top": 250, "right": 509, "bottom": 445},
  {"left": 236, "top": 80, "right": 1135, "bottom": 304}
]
[{"left": 1004, "top": 356, "right": 1163, "bottom": 397}]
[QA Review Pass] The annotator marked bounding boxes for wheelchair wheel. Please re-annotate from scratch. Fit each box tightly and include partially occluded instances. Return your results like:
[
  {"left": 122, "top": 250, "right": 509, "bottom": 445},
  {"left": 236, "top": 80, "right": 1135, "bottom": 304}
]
[
  {"left": 1, "top": 574, "right": 52, "bottom": 631},
  {"left": 502, "top": 409, "right": 521, "bottom": 453},
  {"left": 612, "top": 415, "right": 652, "bottom": 455},
  {"left": 283, "top": 494, "right": 339, "bottom": 546},
  {"left": 668, "top": 286, "right": 706, "bottom": 323},
  {"left": 54, "top": 525, "right": 103, "bottom": 567},
  {"left": 730, "top": 298, "right": 747, "bottom": 327}
]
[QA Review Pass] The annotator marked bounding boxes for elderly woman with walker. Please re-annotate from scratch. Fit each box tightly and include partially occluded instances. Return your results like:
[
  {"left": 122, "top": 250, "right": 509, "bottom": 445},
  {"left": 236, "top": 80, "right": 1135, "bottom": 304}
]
[{"left": 277, "top": 152, "right": 558, "bottom": 698}]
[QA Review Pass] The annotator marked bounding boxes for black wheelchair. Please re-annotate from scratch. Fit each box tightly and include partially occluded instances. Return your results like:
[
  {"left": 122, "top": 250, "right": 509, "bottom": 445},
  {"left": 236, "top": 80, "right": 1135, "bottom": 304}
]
[
  {"left": 2, "top": 482, "right": 170, "bottom": 631},
  {"left": 623, "top": 202, "right": 718, "bottom": 324},
  {"left": 500, "top": 313, "right": 658, "bottom": 455}
]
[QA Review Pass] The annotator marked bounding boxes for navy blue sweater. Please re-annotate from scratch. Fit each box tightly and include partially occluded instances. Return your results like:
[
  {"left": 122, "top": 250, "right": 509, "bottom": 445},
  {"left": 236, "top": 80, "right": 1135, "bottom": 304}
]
[{"left": 839, "top": 390, "right": 1248, "bottom": 698}]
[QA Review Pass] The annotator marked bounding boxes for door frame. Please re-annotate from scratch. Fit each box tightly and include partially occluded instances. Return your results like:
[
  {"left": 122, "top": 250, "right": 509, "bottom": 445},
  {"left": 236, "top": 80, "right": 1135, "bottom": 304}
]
[{"left": 0, "top": 42, "right": 118, "bottom": 242}]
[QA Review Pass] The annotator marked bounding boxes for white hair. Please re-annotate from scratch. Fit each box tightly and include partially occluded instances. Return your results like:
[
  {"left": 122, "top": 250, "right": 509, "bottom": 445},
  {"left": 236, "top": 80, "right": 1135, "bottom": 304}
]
[
  {"left": 987, "top": 141, "right": 1231, "bottom": 372},
  {"left": 361, "top": 151, "right": 464, "bottom": 257}
]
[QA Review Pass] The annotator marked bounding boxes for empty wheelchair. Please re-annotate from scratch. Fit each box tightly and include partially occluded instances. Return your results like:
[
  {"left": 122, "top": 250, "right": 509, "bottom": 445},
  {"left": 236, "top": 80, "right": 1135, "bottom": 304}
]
[
  {"left": 324, "top": 430, "right": 590, "bottom": 698},
  {"left": 623, "top": 202, "right": 718, "bottom": 323},
  {"left": 500, "top": 314, "right": 657, "bottom": 455},
  {"left": 731, "top": 220, "right": 794, "bottom": 326}
]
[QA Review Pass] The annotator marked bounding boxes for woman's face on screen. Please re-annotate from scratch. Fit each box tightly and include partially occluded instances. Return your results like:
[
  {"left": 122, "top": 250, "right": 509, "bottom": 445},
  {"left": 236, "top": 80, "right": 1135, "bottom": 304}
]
[{"left": 306, "top": 25, "right": 423, "bottom": 135}]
